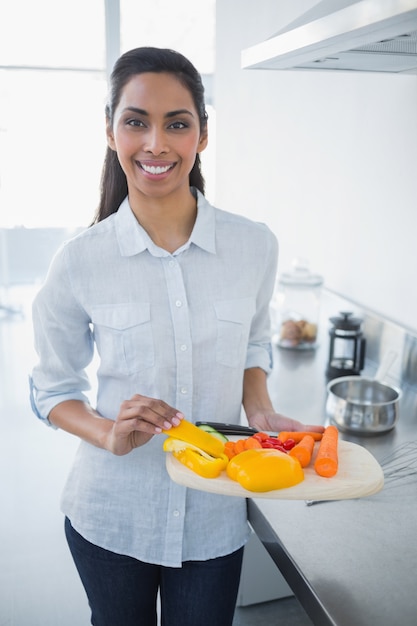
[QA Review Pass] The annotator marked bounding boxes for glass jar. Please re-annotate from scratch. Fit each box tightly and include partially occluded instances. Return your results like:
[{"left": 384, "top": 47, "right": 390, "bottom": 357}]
[{"left": 271, "top": 259, "right": 323, "bottom": 350}]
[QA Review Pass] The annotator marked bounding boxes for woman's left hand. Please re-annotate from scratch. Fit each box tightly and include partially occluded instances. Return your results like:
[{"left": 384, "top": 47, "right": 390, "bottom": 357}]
[{"left": 248, "top": 410, "right": 324, "bottom": 435}]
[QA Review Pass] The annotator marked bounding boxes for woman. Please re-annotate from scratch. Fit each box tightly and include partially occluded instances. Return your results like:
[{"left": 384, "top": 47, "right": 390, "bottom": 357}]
[{"left": 30, "top": 47, "right": 323, "bottom": 626}]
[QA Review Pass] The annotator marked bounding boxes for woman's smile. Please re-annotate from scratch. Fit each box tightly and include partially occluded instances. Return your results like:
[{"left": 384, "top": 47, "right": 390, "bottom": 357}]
[
  {"left": 107, "top": 72, "right": 207, "bottom": 203},
  {"left": 137, "top": 160, "right": 177, "bottom": 177}
]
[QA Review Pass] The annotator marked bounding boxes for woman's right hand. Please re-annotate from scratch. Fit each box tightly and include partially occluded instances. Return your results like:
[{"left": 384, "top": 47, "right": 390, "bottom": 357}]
[
  {"left": 105, "top": 394, "right": 184, "bottom": 456},
  {"left": 48, "top": 397, "right": 183, "bottom": 456}
]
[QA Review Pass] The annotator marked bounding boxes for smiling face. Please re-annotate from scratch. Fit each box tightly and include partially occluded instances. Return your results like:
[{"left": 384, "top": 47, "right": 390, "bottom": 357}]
[{"left": 106, "top": 72, "right": 208, "bottom": 205}]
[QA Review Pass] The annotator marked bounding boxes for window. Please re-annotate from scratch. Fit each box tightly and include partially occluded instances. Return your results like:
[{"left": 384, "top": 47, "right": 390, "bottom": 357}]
[
  {"left": 0, "top": 0, "right": 105, "bottom": 68},
  {"left": 120, "top": 0, "right": 215, "bottom": 74},
  {"left": 0, "top": 0, "right": 215, "bottom": 230}
]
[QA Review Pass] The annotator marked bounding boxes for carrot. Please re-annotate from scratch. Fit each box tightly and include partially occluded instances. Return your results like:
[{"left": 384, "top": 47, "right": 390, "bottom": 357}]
[
  {"left": 224, "top": 441, "right": 237, "bottom": 459},
  {"left": 252, "top": 432, "right": 269, "bottom": 442},
  {"left": 225, "top": 436, "right": 262, "bottom": 459},
  {"left": 278, "top": 431, "right": 323, "bottom": 443},
  {"left": 244, "top": 436, "right": 263, "bottom": 450},
  {"left": 234, "top": 439, "right": 247, "bottom": 454},
  {"left": 314, "top": 425, "right": 339, "bottom": 478},
  {"left": 289, "top": 435, "right": 315, "bottom": 467}
]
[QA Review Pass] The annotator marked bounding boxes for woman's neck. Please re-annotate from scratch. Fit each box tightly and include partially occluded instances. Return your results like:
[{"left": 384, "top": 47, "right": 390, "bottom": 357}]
[{"left": 129, "top": 187, "right": 197, "bottom": 254}]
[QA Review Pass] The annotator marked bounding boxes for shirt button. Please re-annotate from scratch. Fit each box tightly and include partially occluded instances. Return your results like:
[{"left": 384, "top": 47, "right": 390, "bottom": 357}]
[
  {"left": 169, "top": 260, "right": 175, "bottom": 267},
  {"left": 175, "top": 300, "right": 182, "bottom": 307},
  {"left": 173, "top": 510, "right": 180, "bottom": 517},
  {"left": 180, "top": 344, "right": 187, "bottom": 351},
  {"left": 180, "top": 387, "right": 187, "bottom": 395}
]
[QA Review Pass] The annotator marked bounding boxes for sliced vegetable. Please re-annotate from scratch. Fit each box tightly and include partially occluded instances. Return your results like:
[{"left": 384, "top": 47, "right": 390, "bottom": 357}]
[
  {"left": 162, "top": 419, "right": 225, "bottom": 458},
  {"left": 197, "top": 423, "right": 229, "bottom": 443},
  {"left": 278, "top": 431, "right": 323, "bottom": 444},
  {"left": 222, "top": 435, "right": 263, "bottom": 459},
  {"left": 282, "top": 438, "right": 296, "bottom": 451},
  {"left": 226, "top": 451, "right": 257, "bottom": 482},
  {"left": 162, "top": 419, "right": 229, "bottom": 479},
  {"left": 226, "top": 449, "right": 304, "bottom": 492},
  {"left": 224, "top": 441, "right": 237, "bottom": 459},
  {"left": 232, "top": 439, "right": 245, "bottom": 454},
  {"left": 314, "top": 425, "right": 339, "bottom": 478},
  {"left": 243, "top": 437, "right": 263, "bottom": 450},
  {"left": 163, "top": 438, "right": 228, "bottom": 478},
  {"left": 163, "top": 437, "right": 216, "bottom": 460},
  {"left": 173, "top": 448, "right": 228, "bottom": 478},
  {"left": 289, "top": 435, "right": 315, "bottom": 467},
  {"left": 252, "top": 432, "right": 270, "bottom": 443},
  {"left": 259, "top": 437, "right": 287, "bottom": 453}
]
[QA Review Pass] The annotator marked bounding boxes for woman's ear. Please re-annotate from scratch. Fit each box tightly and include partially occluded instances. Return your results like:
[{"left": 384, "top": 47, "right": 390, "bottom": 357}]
[
  {"left": 106, "top": 119, "right": 116, "bottom": 151},
  {"left": 197, "top": 129, "right": 208, "bottom": 154}
]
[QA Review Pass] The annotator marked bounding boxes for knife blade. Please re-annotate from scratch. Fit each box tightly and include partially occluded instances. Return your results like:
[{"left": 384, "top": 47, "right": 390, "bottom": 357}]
[{"left": 195, "top": 421, "right": 277, "bottom": 437}]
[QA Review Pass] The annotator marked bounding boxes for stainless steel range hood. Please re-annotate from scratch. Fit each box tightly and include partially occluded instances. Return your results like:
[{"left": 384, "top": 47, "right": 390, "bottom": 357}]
[{"left": 241, "top": 0, "right": 417, "bottom": 73}]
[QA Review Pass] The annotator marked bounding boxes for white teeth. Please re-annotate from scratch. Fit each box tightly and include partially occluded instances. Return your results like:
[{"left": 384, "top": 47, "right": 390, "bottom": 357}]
[{"left": 141, "top": 163, "right": 172, "bottom": 175}]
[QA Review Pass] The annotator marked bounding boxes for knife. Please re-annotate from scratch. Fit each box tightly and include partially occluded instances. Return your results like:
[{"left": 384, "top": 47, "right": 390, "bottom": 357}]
[{"left": 195, "top": 421, "right": 277, "bottom": 437}]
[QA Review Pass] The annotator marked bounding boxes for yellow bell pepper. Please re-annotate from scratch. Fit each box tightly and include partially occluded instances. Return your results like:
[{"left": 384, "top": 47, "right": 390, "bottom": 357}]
[
  {"left": 163, "top": 419, "right": 228, "bottom": 479},
  {"left": 175, "top": 448, "right": 228, "bottom": 479},
  {"left": 162, "top": 419, "right": 225, "bottom": 458},
  {"left": 163, "top": 437, "right": 228, "bottom": 478},
  {"left": 226, "top": 449, "right": 304, "bottom": 492}
]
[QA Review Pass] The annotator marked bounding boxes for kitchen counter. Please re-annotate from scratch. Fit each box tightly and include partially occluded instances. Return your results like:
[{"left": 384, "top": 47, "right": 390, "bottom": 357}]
[{"left": 249, "top": 292, "right": 417, "bottom": 626}]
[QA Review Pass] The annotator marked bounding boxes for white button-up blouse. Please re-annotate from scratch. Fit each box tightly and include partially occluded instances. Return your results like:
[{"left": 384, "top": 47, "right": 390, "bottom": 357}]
[{"left": 30, "top": 189, "right": 278, "bottom": 567}]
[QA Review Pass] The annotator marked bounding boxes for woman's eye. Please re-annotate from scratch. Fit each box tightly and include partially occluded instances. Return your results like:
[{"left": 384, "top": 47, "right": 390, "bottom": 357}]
[
  {"left": 169, "top": 121, "right": 188, "bottom": 130},
  {"left": 126, "top": 119, "right": 145, "bottom": 128}
]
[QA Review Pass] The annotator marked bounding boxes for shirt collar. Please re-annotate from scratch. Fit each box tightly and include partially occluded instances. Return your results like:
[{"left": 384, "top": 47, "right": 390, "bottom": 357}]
[{"left": 114, "top": 189, "right": 216, "bottom": 257}]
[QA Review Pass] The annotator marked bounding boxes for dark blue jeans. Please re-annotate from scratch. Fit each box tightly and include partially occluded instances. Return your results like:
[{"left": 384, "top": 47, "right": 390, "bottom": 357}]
[{"left": 65, "top": 517, "right": 244, "bottom": 626}]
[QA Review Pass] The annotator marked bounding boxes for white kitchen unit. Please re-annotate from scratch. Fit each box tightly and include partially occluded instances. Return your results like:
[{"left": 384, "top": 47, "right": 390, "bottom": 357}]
[{"left": 237, "top": 530, "right": 293, "bottom": 606}]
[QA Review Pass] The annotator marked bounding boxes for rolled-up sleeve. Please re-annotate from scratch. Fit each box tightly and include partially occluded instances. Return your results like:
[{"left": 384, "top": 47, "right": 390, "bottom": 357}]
[{"left": 30, "top": 243, "right": 93, "bottom": 424}]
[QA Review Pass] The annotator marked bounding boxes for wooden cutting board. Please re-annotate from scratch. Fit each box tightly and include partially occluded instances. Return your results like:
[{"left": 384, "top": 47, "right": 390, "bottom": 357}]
[{"left": 165, "top": 440, "right": 384, "bottom": 500}]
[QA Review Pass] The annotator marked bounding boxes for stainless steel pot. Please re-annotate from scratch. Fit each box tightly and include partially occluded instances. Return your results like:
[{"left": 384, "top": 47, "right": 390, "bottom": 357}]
[{"left": 326, "top": 375, "right": 401, "bottom": 435}]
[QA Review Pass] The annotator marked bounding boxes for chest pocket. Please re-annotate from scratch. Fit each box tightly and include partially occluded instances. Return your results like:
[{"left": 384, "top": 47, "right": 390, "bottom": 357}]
[
  {"left": 214, "top": 298, "right": 255, "bottom": 367},
  {"left": 92, "top": 303, "right": 154, "bottom": 375}
]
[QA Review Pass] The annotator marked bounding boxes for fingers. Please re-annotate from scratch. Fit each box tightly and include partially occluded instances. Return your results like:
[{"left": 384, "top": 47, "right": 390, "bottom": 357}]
[
  {"left": 250, "top": 413, "right": 324, "bottom": 435},
  {"left": 303, "top": 424, "right": 325, "bottom": 433},
  {"left": 291, "top": 418, "right": 324, "bottom": 433},
  {"left": 287, "top": 419, "right": 324, "bottom": 433},
  {"left": 117, "top": 394, "right": 184, "bottom": 434}
]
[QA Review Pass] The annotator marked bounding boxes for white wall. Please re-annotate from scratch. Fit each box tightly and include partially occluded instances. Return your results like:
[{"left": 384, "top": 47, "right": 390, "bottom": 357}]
[{"left": 214, "top": 0, "right": 417, "bottom": 333}]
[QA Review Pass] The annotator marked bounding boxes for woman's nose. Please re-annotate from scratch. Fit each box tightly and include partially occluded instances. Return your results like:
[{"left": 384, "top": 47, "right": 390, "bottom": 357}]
[{"left": 144, "top": 128, "right": 168, "bottom": 155}]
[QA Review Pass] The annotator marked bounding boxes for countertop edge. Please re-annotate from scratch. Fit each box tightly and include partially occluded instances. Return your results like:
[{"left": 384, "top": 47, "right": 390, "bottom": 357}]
[{"left": 248, "top": 499, "right": 336, "bottom": 626}]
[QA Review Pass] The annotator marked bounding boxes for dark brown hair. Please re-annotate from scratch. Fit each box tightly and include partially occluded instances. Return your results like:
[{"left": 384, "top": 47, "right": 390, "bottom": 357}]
[{"left": 91, "top": 47, "right": 208, "bottom": 224}]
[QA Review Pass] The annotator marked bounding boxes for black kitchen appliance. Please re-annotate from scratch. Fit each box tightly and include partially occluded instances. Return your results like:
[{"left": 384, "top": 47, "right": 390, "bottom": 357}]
[{"left": 326, "top": 311, "right": 366, "bottom": 379}]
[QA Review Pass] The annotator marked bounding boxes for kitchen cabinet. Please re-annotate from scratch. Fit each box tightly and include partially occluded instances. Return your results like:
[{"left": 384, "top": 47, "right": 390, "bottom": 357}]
[{"left": 237, "top": 530, "right": 292, "bottom": 607}]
